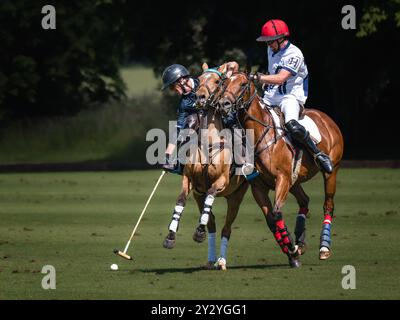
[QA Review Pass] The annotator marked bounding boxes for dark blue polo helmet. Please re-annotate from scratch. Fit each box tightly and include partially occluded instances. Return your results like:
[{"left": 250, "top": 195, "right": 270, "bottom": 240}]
[{"left": 161, "top": 64, "right": 190, "bottom": 90}]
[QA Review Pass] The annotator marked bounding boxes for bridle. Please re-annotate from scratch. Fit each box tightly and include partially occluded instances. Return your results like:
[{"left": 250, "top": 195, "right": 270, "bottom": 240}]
[
  {"left": 196, "top": 68, "right": 228, "bottom": 109},
  {"left": 223, "top": 72, "right": 258, "bottom": 113},
  {"left": 222, "top": 72, "right": 284, "bottom": 158}
]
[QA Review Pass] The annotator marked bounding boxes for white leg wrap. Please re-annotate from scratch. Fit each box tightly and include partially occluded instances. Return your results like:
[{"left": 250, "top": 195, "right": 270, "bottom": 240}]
[
  {"left": 200, "top": 195, "right": 214, "bottom": 225},
  {"left": 168, "top": 205, "right": 185, "bottom": 233},
  {"left": 204, "top": 195, "right": 215, "bottom": 206},
  {"left": 200, "top": 213, "right": 209, "bottom": 225},
  {"left": 169, "top": 220, "right": 179, "bottom": 233},
  {"left": 174, "top": 205, "right": 184, "bottom": 213}
]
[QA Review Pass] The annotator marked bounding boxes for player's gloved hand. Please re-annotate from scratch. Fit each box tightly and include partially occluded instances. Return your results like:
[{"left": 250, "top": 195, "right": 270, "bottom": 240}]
[{"left": 249, "top": 72, "right": 263, "bottom": 82}]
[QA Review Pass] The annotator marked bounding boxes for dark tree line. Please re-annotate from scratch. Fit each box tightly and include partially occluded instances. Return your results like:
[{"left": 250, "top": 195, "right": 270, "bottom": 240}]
[
  {"left": 0, "top": 0, "right": 399, "bottom": 158},
  {"left": 0, "top": 0, "right": 126, "bottom": 119}
]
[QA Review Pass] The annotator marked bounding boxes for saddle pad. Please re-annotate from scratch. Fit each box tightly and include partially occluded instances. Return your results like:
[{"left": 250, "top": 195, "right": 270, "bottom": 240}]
[
  {"left": 298, "top": 115, "right": 321, "bottom": 144},
  {"left": 262, "top": 103, "right": 321, "bottom": 144}
]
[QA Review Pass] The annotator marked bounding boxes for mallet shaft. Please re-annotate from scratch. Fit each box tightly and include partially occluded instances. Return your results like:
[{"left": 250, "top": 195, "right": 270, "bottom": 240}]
[{"left": 125, "top": 170, "right": 166, "bottom": 250}]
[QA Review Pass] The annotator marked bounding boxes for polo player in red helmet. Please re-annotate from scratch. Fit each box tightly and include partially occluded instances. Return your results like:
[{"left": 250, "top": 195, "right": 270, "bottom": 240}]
[{"left": 251, "top": 19, "right": 333, "bottom": 173}]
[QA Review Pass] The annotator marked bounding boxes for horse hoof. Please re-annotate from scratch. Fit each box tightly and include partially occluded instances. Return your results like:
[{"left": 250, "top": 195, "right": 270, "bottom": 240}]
[
  {"left": 319, "top": 248, "right": 331, "bottom": 260},
  {"left": 289, "top": 258, "right": 301, "bottom": 268},
  {"left": 297, "top": 243, "right": 307, "bottom": 255},
  {"left": 203, "top": 261, "right": 217, "bottom": 270},
  {"left": 215, "top": 258, "right": 227, "bottom": 271},
  {"left": 163, "top": 237, "right": 175, "bottom": 249},
  {"left": 192, "top": 227, "right": 206, "bottom": 243}
]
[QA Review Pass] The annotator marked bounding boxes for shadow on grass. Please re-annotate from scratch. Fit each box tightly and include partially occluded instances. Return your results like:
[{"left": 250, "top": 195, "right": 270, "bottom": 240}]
[{"left": 134, "top": 263, "right": 298, "bottom": 275}]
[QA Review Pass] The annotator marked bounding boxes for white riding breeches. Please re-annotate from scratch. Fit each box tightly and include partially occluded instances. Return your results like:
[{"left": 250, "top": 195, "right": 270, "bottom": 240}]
[{"left": 263, "top": 94, "right": 301, "bottom": 123}]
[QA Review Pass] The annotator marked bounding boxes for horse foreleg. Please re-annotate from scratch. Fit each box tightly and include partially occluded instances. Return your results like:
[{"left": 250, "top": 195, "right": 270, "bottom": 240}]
[
  {"left": 274, "top": 174, "right": 301, "bottom": 267},
  {"left": 320, "top": 167, "right": 339, "bottom": 260},
  {"left": 163, "top": 175, "right": 191, "bottom": 249},
  {"left": 216, "top": 182, "right": 249, "bottom": 270},
  {"left": 290, "top": 183, "right": 310, "bottom": 255},
  {"left": 250, "top": 179, "right": 274, "bottom": 233},
  {"left": 250, "top": 179, "right": 297, "bottom": 262},
  {"left": 194, "top": 193, "right": 217, "bottom": 267},
  {"left": 193, "top": 177, "right": 226, "bottom": 243}
]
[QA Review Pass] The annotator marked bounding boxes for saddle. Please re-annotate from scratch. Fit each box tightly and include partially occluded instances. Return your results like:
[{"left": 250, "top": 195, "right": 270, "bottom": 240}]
[
  {"left": 270, "top": 104, "right": 306, "bottom": 130},
  {"left": 265, "top": 103, "right": 321, "bottom": 144},
  {"left": 262, "top": 103, "right": 306, "bottom": 186},
  {"left": 181, "top": 112, "right": 245, "bottom": 178}
]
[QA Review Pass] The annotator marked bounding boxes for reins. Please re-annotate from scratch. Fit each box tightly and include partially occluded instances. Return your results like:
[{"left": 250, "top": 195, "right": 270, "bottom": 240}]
[{"left": 227, "top": 73, "right": 284, "bottom": 157}]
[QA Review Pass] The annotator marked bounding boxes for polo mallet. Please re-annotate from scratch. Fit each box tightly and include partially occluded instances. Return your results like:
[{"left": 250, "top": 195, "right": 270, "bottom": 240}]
[{"left": 114, "top": 170, "right": 166, "bottom": 260}]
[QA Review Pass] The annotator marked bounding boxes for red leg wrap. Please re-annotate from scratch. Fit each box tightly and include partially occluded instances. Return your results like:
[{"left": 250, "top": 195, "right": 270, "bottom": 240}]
[
  {"left": 274, "top": 231, "right": 288, "bottom": 254},
  {"left": 323, "top": 214, "right": 332, "bottom": 225}
]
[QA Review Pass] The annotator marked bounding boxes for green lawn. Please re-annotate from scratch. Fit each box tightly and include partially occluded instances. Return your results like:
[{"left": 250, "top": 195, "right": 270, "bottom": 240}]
[
  {"left": 0, "top": 168, "right": 399, "bottom": 299},
  {"left": 120, "top": 64, "right": 160, "bottom": 97}
]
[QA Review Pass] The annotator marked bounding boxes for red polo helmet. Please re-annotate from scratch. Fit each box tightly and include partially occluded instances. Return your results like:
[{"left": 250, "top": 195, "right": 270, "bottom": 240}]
[{"left": 256, "top": 19, "right": 290, "bottom": 42}]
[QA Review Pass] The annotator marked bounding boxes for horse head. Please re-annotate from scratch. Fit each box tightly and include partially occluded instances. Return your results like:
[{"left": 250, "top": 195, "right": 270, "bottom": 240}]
[
  {"left": 195, "top": 61, "right": 239, "bottom": 108},
  {"left": 219, "top": 72, "right": 257, "bottom": 116}
]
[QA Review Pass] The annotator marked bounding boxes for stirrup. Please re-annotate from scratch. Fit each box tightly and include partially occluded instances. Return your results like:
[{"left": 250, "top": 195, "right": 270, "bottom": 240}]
[
  {"left": 162, "top": 163, "right": 183, "bottom": 175},
  {"left": 241, "top": 163, "right": 259, "bottom": 181}
]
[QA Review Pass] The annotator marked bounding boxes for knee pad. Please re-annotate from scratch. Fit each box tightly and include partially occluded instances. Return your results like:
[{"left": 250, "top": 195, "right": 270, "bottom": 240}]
[{"left": 285, "top": 119, "right": 308, "bottom": 141}]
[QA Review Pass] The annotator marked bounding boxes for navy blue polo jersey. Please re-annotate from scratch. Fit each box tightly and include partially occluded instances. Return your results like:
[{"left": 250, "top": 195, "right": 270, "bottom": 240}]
[{"left": 176, "top": 78, "right": 199, "bottom": 129}]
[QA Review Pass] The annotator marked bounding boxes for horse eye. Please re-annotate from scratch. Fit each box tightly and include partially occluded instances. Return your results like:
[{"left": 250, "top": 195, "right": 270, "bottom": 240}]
[{"left": 215, "top": 80, "right": 220, "bottom": 84}]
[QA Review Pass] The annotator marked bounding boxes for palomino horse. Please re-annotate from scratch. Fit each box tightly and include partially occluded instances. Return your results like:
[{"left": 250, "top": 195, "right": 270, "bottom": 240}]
[
  {"left": 219, "top": 71, "right": 344, "bottom": 265},
  {"left": 163, "top": 64, "right": 249, "bottom": 270}
]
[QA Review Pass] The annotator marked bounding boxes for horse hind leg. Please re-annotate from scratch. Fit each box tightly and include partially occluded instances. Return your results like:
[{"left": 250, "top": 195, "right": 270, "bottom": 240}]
[
  {"left": 319, "top": 166, "right": 339, "bottom": 260},
  {"left": 290, "top": 183, "right": 310, "bottom": 255}
]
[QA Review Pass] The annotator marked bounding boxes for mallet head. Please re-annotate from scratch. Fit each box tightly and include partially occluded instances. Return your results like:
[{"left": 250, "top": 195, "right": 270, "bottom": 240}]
[{"left": 113, "top": 249, "right": 132, "bottom": 261}]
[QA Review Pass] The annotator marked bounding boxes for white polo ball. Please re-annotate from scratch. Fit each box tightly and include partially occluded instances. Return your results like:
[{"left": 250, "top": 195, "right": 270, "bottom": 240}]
[{"left": 110, "top": 263, "right": 118, "bottom": 271}]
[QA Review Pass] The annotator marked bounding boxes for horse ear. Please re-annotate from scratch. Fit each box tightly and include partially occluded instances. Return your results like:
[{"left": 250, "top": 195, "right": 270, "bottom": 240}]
[
  {"left": 226, "top": 61, "right": 239, "bottom": 78},
  {"left": 217, "top": 62, "right": 237, "bottom": 78},
  {"left": 219, "top": 63, "right": 227, "bottom": 74},
  {"left": 202, "top": 62, "right": 209, "bottom": 71}
]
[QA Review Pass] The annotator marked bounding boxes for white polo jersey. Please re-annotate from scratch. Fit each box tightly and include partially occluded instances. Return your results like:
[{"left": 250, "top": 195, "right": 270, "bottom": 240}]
[{"left": 262, "top": 42, "right": 309, "bottom": 105}]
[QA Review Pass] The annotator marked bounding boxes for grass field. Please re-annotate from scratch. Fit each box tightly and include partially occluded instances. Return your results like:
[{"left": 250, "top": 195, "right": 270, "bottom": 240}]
[{"left": 1, "top": 168, "right": 400, "bottom": 300}]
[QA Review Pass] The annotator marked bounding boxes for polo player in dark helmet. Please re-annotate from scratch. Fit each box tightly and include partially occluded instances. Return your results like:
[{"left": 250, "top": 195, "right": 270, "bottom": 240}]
[{"left": 161, "top": 64, "right": 199, "bottom": 174}]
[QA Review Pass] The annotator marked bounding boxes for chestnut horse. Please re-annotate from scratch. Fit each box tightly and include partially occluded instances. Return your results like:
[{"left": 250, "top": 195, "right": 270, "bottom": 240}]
[
  {"left": 163, "top": 63, "right": 249, "bottom": 270},
  {"left": 218, "top": 71, "right": 344, "bottom": 265},
  {"left": 196, "top": 62, "right": 308, "bottom": 267}
]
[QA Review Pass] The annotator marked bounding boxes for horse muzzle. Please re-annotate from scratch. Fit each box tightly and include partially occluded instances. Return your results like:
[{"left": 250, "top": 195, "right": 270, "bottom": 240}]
[
  {"left": 196, "top": 94, "right": 207, "bottom": 107},
  {"left": 219, "top": 98, "right": 233, "bottom": 114}
]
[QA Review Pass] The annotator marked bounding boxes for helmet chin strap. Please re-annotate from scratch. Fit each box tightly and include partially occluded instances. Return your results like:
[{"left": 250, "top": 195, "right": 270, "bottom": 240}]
[
  {"left": 273, "top": 37, "right": 287, "bottom": 52},
  {"left": 175, "top": 77, "right": 188, "bottom": 94},
  {"left": 178, "top": 82, "right": 186, "bottom": 94},
  {"left": 181, "top": 77, "right": 194, "bottom": 94}
]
